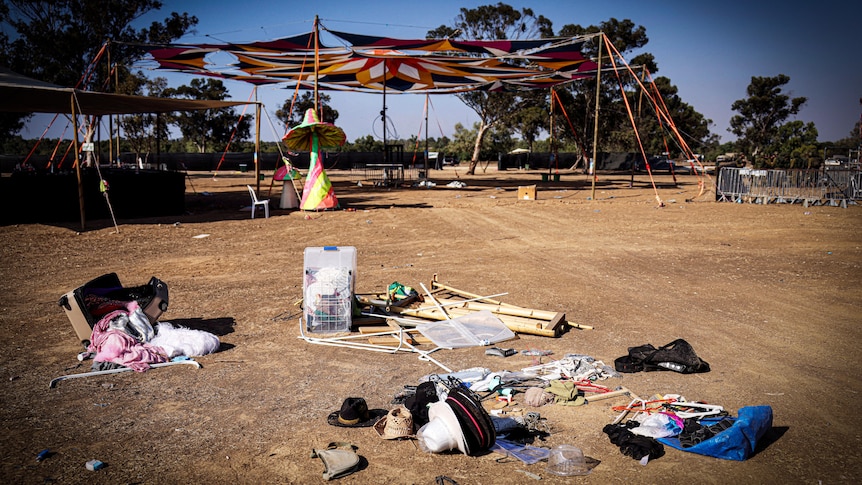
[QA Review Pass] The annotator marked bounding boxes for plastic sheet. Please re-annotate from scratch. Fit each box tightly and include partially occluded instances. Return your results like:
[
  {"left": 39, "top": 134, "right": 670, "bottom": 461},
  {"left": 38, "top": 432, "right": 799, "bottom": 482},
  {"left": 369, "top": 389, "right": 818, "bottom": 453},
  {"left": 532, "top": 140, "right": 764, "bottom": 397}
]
[{"left": 417, "top": 310, "right": 516, "bottom": 348}]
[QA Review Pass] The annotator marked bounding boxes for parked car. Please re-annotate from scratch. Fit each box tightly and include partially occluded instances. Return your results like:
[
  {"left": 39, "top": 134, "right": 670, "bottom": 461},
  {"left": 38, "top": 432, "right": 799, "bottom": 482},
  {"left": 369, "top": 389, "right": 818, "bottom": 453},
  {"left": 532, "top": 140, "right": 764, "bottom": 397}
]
[{"left": 443, "top": 156, "right": 459, "bottom": 166}]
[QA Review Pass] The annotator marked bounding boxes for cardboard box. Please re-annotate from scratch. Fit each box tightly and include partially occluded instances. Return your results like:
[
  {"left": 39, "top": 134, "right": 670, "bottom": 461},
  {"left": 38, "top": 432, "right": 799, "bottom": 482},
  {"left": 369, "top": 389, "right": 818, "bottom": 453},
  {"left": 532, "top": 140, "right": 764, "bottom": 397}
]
[{"left": 518, "top": 185, "right": 537, "bottom": 200}]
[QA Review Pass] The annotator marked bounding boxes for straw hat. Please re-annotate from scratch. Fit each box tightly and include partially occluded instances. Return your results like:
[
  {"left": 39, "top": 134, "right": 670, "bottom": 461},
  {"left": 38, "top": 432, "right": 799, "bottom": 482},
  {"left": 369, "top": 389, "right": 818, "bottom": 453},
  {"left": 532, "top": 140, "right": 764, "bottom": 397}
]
[{"left": 373, "top": 406, "right": 414, "bottom": 439}]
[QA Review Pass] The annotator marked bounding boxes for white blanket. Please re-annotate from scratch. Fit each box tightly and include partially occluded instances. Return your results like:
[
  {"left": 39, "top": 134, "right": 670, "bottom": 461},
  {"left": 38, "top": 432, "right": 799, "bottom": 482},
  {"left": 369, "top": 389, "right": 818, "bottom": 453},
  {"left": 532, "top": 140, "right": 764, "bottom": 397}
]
[{"left": 150, "top": 322, "right": 220, "bottom": 358}]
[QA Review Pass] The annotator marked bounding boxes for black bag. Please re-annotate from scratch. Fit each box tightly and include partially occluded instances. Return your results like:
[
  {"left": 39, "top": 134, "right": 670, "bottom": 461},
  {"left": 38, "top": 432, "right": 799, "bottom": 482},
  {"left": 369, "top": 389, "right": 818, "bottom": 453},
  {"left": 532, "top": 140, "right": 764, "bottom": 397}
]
[{"left": 614, "top": 339, "right": 709, "bottom": 374}]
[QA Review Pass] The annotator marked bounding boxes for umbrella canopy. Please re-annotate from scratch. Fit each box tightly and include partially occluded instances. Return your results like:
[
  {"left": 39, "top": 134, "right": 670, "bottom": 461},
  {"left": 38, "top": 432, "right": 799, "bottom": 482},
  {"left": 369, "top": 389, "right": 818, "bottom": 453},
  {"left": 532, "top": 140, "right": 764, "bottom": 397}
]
[
  {"left": 282, "top": 108, "right": 346, "bottom": 151},
  {"left": 282, "top": 108, "right": 345, "bottom": 211}
]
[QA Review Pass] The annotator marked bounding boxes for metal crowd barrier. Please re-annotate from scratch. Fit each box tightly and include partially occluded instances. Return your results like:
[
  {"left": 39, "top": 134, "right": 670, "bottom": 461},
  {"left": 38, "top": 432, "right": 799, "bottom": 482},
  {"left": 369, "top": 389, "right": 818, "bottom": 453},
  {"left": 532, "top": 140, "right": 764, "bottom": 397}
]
[
  {"left": 350, "top": 163, "right": 421, "bottom": 187},
  {"left": 717, "top": 167, "right": 861, "bottom": 207}
]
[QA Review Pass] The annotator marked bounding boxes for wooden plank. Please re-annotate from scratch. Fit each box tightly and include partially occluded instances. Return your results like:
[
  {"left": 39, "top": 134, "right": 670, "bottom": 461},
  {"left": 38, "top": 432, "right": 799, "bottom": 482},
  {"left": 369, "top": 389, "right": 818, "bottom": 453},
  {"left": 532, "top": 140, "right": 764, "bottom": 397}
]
[
  {"left": 358, "top": 326, "right": 434, "bottom": 344},
  {"left": 352, "top": 316, "right": 387, "bottom": 327},
  {"left": 367, "top": 335, "right": 416, "bottom": 345},
  {"left": 545, "top": 311, "right": 567, "bottom": 336},
  {"left": 434, "top": 298, "right": 560, "bottom": 321},
  {"left": 430, "top": 281, "right": 519, "bottom": 308},
  {"left": 419, "top": 307, "right": 557, "bottom": 338},
  {"left": 358, "top": 326, "right": 399, "bottom": 334}
]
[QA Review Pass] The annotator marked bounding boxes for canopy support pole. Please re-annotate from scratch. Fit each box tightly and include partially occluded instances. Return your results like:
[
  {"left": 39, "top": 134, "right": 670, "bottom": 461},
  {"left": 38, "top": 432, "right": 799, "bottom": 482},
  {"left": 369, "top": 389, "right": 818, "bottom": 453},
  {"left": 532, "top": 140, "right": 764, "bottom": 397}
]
[
  {"left": 424, "top": 92, "right": 429, "bottom": 176},
  {"left": 313, "top": 16, "right": 320, "bottom": 114},
  {"left": 590, "top": 33, "right": 603, "bottom": 201},
  {"left": 71, "top": 95, "right": 85, "bottom": 231},
  {"left": 254, "top": 88, "right": 261, "bottom": 194},
  {"left": 382, "top": 74, "right": 388, "bottom": 163}
]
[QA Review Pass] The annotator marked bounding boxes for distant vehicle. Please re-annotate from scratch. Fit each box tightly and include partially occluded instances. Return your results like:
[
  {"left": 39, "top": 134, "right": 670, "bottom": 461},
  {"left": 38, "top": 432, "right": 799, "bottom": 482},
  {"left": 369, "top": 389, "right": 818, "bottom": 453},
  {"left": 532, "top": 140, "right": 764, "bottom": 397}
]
[{"left": 443, "top": 156, "right": 459, "bottom": 166}]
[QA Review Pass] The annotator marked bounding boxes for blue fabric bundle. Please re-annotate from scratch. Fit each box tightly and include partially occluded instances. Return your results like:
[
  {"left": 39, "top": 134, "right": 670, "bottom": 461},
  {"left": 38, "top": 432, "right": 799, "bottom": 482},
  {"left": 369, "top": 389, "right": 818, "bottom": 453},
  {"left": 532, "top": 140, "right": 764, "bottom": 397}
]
[{"left": 658, "top": 405, "right": 773, "bottom": 461}]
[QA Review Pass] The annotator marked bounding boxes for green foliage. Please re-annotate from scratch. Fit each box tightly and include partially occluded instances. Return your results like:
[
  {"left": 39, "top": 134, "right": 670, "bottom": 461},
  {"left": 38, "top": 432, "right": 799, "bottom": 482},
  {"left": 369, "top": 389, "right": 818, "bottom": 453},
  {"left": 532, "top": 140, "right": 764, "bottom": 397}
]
[
  {"left": 634, "top": 76, "right": 712, "bottom": 156},
  {"left": 164, "top": 78, "right": 252, "bottom": 153},
  {"left": 0, "top": 0, "right": 196, "bottom": 145},
  {"left": 827, "top": 121, "right": 862, "bottom": 151},
  {"left": 119, "top": 74, "right": 171, "bottom": 157},
  {"left": 729, "top": 74, "right": 807, "bottom": 166},
  {"left": 346, "top": 135, "right": 384, "bottom": 152},
  {"left": 773, "top": 121, "right": 819, "bottom": 169},
  {"left": 440, "top": 122, "right": 494, "bottom": 160},
  {"left": 275, "top": 92, "right": 339, "bottom": 129},
  {"left": 2, "top": 0, "right": 196, "bottom": 88},
  {"left": 555, "top": 18, "right": 655, "bottom": 158}
]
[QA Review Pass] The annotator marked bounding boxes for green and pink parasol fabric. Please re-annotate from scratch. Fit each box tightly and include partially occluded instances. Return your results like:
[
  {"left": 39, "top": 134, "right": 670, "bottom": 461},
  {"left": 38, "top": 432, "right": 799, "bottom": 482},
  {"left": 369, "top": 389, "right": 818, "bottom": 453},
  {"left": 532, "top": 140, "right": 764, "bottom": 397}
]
[{"left": 282, "top": 108, "right": 346, "bottom": 210}]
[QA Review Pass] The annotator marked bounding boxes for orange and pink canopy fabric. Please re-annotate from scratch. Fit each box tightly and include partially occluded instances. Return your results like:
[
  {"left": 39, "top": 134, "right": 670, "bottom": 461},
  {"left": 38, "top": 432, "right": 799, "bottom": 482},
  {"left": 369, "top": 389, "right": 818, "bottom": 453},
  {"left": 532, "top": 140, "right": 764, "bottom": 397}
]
[{"left": 143, "top": 29, "right": 597, "bottom": 93}]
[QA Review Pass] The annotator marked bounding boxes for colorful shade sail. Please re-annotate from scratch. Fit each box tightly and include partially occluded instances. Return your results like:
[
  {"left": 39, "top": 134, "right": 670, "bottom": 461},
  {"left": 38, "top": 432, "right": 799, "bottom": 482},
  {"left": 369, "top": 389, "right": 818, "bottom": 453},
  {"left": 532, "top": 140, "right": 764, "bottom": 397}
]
[{"left": 142, "top": 28, "right": 597, "bottom": 93}]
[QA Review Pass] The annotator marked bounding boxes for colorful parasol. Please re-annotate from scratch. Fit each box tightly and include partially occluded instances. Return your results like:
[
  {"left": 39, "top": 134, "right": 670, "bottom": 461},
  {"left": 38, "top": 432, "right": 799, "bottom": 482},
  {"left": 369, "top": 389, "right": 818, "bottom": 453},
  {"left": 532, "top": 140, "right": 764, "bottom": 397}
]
[{"left": 282, "top": 108, "right": 346, "bottom": 210}]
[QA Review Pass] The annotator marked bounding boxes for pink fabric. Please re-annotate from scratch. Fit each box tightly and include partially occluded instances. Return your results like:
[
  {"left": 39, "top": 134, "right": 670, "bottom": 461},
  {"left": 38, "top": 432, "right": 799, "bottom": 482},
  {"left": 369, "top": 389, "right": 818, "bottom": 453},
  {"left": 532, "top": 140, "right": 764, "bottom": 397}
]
[{"left": 87, "top": 307, "right": 167, "bottom": 372}]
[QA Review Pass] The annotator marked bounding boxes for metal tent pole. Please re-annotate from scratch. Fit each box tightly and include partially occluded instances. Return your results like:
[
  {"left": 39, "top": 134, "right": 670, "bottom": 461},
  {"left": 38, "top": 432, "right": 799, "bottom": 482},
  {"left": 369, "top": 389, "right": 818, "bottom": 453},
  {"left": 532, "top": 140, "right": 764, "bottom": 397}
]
[{"left": 590, "top": 33, "right": 603, "bottom": 200}]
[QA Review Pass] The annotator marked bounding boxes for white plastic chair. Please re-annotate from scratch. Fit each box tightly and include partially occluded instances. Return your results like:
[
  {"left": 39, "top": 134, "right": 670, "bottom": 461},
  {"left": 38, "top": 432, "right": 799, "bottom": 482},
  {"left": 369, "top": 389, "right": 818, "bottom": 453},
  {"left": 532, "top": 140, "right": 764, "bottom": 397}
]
[{"left": 247, "top": 185, "right": 270, "bottom": 219}]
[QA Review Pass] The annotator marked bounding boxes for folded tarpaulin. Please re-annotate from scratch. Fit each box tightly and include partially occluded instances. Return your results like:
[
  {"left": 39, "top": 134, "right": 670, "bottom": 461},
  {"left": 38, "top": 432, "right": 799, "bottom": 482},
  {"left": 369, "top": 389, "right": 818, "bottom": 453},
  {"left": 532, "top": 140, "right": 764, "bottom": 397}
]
[{"left": 658, "top": 405, "right": 773, "bottom": 461}]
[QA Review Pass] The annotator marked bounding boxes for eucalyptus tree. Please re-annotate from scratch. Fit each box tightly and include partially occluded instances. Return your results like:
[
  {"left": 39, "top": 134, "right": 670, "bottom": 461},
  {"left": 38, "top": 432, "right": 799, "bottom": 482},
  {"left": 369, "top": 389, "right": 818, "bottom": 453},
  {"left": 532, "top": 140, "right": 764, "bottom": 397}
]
[
  {"left": 427, "top": 3, "right": 553, "bottom": 174},
  {"left": 164, "top": 78, "right": 251, "bottom": 154}
]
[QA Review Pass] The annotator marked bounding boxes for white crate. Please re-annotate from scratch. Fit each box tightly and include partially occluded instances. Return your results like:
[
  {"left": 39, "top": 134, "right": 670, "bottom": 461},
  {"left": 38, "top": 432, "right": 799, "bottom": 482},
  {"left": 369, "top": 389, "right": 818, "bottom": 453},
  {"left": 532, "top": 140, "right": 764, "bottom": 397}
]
[{"left": 303, "top": 246, "right": 356, "bottom": 333}]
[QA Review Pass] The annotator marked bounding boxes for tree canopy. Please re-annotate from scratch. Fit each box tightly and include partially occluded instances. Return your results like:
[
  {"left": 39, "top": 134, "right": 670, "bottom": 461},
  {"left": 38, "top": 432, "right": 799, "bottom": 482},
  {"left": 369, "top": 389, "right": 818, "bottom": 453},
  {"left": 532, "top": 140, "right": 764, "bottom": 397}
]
[
  {"left": 0, "top": 0, "right": 197, "bottom": 143},
  {"left": 164, "top": 78, "right": 251, "bottom": 153},
  {"left": 730, "top": 74, "right": 809, "bottom": 167},
  {"left": 276, "top": 92, "right": 339, "bottom": 133},
  {"left": 427, "top": 3, "right": 553, "bottom": 174}
]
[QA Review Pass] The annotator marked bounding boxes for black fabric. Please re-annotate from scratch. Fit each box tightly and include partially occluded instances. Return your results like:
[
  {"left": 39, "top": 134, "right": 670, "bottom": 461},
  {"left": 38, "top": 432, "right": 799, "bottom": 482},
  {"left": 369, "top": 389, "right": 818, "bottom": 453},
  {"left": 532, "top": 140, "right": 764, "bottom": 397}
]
[
  {"left": 614, "top": 355, "right": 644, "bottom": 373},
  {"left": 603, "top": 422, "right": 665, "bottom": 461},
  {"left": 649, "top": 339, "right": 709, "bottom": 371},
  {"left": 445, "top": 387, "right": 496, "bottom": 456},
  {"left": 677, "top": 418, "right": 735, "bottom": 448},
  {"left": 405, "top": 381, "right": 439, "bottom": 427},
  {"left": 614, "top": 339, "right": 710, "bottom": 374}
]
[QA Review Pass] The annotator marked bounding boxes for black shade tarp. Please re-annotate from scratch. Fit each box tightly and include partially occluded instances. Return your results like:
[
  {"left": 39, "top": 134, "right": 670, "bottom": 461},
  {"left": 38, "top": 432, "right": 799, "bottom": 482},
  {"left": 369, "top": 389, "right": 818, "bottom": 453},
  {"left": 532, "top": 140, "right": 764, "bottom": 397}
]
[{"left": 0, "top": 67, "right": 253, "bottom": 115}]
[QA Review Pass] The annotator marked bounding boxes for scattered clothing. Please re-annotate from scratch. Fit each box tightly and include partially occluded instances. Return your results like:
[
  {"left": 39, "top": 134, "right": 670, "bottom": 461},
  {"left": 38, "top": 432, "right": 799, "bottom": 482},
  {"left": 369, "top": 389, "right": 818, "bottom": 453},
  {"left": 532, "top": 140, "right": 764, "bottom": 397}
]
[
  {"left": 603, "top": 421, "right": 665, "bottom": 461},
  {"left": 678, "top": 418, "right": 735, "bottom": 448},
  {"left": 88, "top": 306, "right": 166, "bottom": 372}
]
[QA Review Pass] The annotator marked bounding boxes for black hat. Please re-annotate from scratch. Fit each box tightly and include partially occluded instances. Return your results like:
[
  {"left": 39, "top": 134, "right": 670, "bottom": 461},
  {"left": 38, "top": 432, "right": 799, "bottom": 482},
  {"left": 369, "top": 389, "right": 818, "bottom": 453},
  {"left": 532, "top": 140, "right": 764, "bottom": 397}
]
[
  {"left": 445, "top": 387, "right": 496, "bottom": 456},
  {"left": 327, "top": 397, "right": 387, "bottom": 427}
]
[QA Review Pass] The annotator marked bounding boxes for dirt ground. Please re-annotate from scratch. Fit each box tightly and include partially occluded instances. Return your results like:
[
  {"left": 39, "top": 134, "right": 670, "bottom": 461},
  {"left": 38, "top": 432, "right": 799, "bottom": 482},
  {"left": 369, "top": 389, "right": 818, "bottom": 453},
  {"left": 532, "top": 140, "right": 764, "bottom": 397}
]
[{"left": 1, "top": 166, "right": 860, "bottom": 484}]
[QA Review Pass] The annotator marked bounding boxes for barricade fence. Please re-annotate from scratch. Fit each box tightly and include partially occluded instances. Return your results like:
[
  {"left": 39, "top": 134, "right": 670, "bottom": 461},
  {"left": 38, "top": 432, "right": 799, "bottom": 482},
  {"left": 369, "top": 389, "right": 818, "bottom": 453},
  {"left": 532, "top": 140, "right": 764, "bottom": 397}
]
[
  {"left": 350, "top": 163, "right": 421, "bottom": 187},
  {"left": 716, "top": 167, "right": 862, "bottom": 207}
]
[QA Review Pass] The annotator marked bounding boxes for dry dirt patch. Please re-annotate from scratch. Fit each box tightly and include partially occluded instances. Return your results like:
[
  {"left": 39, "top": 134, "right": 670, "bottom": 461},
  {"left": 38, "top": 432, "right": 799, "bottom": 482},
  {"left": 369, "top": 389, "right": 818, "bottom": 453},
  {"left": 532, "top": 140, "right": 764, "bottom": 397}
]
[{"left": 1, "top": 168, "right": 860, "bottom": 484}]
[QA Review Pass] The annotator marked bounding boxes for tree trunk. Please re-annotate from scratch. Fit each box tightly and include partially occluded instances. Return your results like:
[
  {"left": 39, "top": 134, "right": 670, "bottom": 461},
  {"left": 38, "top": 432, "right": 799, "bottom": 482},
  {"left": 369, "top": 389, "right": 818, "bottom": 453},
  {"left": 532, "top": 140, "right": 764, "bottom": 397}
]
[{"left": 466, "top": 121, "right": 490, "bottom": 175}]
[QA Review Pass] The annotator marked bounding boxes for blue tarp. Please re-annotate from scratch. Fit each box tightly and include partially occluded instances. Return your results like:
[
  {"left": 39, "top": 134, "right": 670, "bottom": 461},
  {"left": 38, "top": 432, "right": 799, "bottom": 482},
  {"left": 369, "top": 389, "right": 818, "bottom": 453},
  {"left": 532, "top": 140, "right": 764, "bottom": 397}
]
[{"left": 658, "top": 405, "right": 773, "bottom": 461}]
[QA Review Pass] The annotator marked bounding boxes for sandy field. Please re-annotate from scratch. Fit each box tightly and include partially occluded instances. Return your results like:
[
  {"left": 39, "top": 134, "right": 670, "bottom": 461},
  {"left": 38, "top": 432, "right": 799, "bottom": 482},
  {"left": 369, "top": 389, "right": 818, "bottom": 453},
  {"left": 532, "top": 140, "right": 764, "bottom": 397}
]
[{"left": 1, "top": 166, "right": 860, "bottom": 484}]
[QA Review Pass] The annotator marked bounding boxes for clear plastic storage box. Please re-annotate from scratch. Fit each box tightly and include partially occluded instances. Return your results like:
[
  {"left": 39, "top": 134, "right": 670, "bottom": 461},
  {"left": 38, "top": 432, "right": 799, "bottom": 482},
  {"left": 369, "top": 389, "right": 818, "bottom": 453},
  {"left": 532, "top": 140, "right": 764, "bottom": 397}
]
[{"left": 303, "top": 246, "right": 356, "bottom": 333}]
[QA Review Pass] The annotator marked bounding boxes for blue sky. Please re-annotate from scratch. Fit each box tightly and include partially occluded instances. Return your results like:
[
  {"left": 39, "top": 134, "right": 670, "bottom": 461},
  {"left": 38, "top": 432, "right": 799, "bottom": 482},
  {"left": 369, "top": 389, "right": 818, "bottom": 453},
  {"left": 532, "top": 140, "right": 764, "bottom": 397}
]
[{"left": 21, "top": 1, "right": 862, "bottom": 147}]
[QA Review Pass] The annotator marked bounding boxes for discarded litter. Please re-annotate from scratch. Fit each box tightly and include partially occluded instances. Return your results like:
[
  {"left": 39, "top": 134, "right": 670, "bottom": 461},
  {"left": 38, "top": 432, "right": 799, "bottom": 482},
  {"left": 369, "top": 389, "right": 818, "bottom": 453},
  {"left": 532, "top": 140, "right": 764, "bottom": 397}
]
[{"left": 85, "top": 459, "right": 105, "bottom": 471}]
